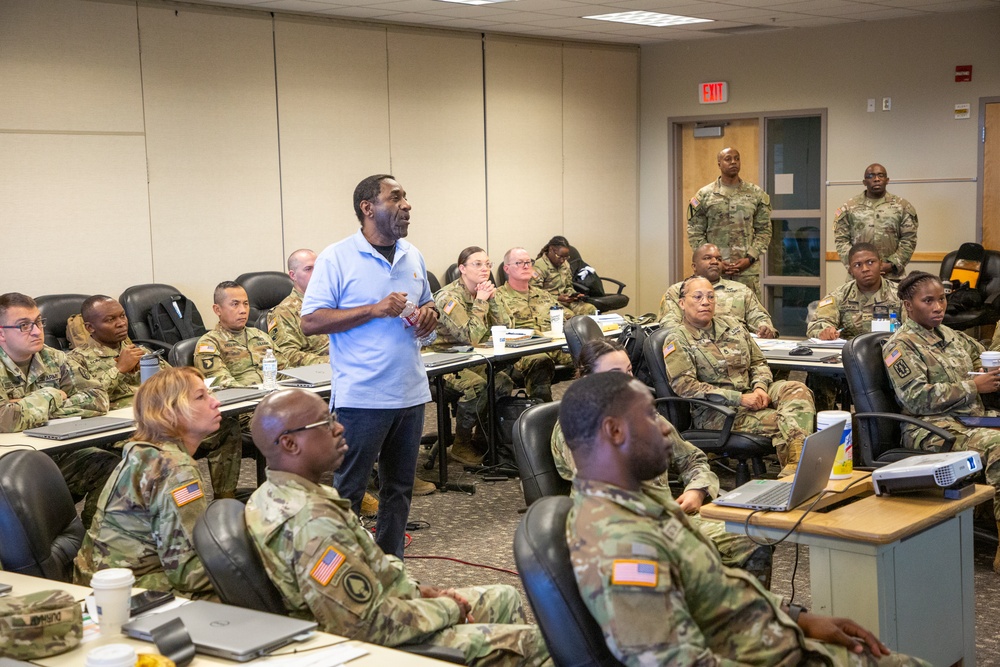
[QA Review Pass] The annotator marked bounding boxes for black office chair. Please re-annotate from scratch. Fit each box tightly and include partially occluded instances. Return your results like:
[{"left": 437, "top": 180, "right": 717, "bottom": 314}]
[
  {"left": 35, "top": 293, "right": 88, "bottom": 351},
  {"left": 119, "top": 283, "right": 206, "bottom": 350},
  {"left": 512, "top": 402, "right": 568, "bottom": 507},
  {"left": 236, "top": 272, "right": 293, "bottom": 328},
  {"left": 514, "top": 496, "right": 625, "bottom": 667},
  {"left": 427, "top": 271, "right": 441, "bottom": 294},
  {"left": 939, "top": 247, "right": 1000, "bottom": 331},
  {"left": 842, "top": 332, "right": 956, "bottom": 467},
  {"left": 642, "top": 328, "right": 773, "bottom": 487},
  {"left": 0, "top": 450, "right": 85, "bottom": 582},
  {"left": 564, "top": 315, "right": 604, "bottom": 364},
  {"left": 567, "top": 246, "right": 629, "bottom": 313},
  {"left": 168, "top": 337, "right": 200, "bottom": 368},
  {"left": 496, "top": 264, "right": 508, "bottom": 286},
  {"left": 193, "top": 499, "right": 464, "bottom": 663}
]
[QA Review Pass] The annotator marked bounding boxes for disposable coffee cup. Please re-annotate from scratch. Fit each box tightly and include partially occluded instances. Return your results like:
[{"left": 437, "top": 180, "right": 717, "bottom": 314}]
[
  {"left": 981, "top": 351, "right": 1000, "bottom": 369},
  {"left": 491, "top": 326, "right": 507, "bottom": 353},
  {"left": 90, "top": 568, "right": 135, "bottom": 637},
  {"left": 86, "top": 644, "right": 137, "bottom": 667}
]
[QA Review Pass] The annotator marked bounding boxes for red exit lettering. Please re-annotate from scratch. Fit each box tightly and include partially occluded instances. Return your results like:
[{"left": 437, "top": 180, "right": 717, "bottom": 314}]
[{"left": 699, "top": 82, "right": 728, "bottom": 104}]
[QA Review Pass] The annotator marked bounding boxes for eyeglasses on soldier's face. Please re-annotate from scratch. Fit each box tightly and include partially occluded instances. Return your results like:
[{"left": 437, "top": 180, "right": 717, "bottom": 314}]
[
  {"left": 273, "top": 414, "right": 336, "bottom": 446},
  {"left": 0, "top": 317, "right": 46, "bottom": 334},
  {"left": 465, "top": 261, "right": 493, "bottom": 270},
  {"left": 511, "top": 260, "right": 534, "bottom": 269}
]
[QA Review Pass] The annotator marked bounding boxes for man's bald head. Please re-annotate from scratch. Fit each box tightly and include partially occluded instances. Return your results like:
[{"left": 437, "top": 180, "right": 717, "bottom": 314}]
[
  {"left": 251, "top": 389, "right": 345, "bottom": 482},
  {"left": 287, "top": 249, "right": 318, "bottom": 293}
]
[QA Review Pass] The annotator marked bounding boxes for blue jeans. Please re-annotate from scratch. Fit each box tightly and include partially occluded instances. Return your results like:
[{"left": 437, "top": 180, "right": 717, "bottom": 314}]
[{"left": 333, "top": 405, "right": 425, "bottom": 559}]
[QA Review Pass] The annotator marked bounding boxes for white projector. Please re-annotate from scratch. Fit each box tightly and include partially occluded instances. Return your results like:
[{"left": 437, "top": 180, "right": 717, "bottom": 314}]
[{"left": 872, "top": 451, "right": 983, "bottom": 496}]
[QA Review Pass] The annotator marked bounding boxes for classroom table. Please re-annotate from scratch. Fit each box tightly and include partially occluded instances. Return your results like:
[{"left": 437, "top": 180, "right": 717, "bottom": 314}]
[{"left": 701, "top": 478, "right": 993, "bottom": 667}]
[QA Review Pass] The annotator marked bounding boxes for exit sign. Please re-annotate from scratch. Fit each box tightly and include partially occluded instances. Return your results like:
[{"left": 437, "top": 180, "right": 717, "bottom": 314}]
[{"left": 699, "top": 81, "right": 728, "bottom": 104}]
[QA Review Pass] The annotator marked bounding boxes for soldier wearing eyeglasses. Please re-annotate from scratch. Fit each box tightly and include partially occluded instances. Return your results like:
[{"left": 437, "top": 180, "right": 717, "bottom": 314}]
[
  {"left": 0, "top": 292, "right": 115, "bottom": 527},
  {"left": 833, "top": 163, "right": 918, "bottom": 280},
  {"left": 531, "top": 236, "right": 596, "bottom": 316}
]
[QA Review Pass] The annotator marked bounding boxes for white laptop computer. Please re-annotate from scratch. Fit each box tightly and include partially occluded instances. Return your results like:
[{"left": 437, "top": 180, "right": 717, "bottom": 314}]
[
  {"left": 422, "top": 352, "right": 475, "bottom": 368},
  {"left": 23, "top": 416, "right": 135, "bottom": 441},
  {"left": 122, "top": 600, "right": 317, "bottom": 662},
  {"left": 278, "top": 364, "right": 332, "bottom": 388},
  {"left": 712, "top": 420, "right": 846, "bottom": 512},
  {"left": 212, "top": 387, "right": 267, "bottom": 406}
]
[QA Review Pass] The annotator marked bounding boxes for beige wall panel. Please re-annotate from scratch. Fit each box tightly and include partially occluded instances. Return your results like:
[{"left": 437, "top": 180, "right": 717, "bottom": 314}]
[
  {"left": 0, "top": 0, "right": 143, "bottom": 132},
  {"left": 0, "top": 133, "right": 152, "bottom": 296},
  {"left": 386, "top": 29, "right": 486, "bottom": 279},
  {"left": 138, "top": 5, "right": 282, "bottom": 316},
  {"left": 274, "top": 18, "right": 391, "bottom": 255},
  {"left": 640, "top": 9, "right": 1000, "bottom": 307},
  {"left": 563, "top": 44, "right": 639, "bottom": 314},
  {"left": 484, "top": 36, "right": 563, "bottom": 267}
]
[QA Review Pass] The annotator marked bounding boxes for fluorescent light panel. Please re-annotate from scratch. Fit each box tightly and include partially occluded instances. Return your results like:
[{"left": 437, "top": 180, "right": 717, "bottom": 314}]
[{"left": 583, "top": 10, "right": 712, "bottom": 27}]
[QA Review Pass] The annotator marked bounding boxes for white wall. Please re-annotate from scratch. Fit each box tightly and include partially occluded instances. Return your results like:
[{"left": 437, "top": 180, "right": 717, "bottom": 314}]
[
  {"left": 0, "top": 0, "right": 639, "bottom": 320},
  {"left": 639, "top": 8, "right": 1000, "bottom": 313}
]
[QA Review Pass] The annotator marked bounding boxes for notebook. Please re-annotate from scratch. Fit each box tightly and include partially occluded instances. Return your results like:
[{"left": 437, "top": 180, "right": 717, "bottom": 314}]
[
  {"left": 422, "top": 352, "right": 475, "bottom": 369},
  {"left": 712, "top": 420, "right": 845, "bottom": 511},
  {"left": 23, "top": 416, "right": 135, "bottom": 441},
  {"left": 122, "top": 600, "right": 316, "bottom": 662},
  {"left": 213, "top": 387, "right": 267, "bottom": 406},
  {"left": 278, "top": 364, "right": 332, "bottom": 387}
]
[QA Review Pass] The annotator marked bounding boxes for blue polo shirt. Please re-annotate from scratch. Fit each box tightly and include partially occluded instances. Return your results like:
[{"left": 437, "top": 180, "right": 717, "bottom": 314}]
[{"left": 301, "top": 230, "right": 432, "bottom": 409}]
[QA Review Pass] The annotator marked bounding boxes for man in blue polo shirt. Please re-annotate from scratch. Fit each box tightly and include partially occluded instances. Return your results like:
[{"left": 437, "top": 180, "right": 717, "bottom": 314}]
[{"left": 301, "top": 174, "right": 439, "bottom": 558}]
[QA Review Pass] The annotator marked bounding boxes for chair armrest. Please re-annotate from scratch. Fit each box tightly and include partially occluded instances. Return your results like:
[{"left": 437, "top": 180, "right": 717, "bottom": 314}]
[
  {"left": 572, "top": 281, "right": 589, "bottom": 294},
  {"left": 654, "top": 397, "right": 737, "bottom": 450},
  {"left": 133, "top": 338, "right": 174, "bottom": 354},
  {"left": 402, "top": 644, "right": 465, "bottom": 664},
  {"left": 984, "top": 291, "right": 1000, "bottom": 308},
  {"left": 853, "top": 412, "right": 957, "bottom": 452},
  {"left": 599, "top": 277, "right": 626, "bottom": 294}
]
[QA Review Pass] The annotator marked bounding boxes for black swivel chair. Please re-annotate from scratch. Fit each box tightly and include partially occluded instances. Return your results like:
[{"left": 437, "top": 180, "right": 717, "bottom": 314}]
[
  {"left": 567, "top": 246, "right": 629, "bottom": 313},
  {"left": 939, "top": 247, "right": 1000, "bottom": 331},
  {"left": 514, "top": 496, "right": 625, "bottom": 667},
  {"left": 193, "top": 499, "right": 463, "bottom": 663},
  {"left": 0, "top": 450, "right": 85, "bottom": 581},
  {"left": 167, "top": 337, "right": 200, "bottom": 368},
  {"left": 842, "top": 332, "right": 956, "bottom": 467},
  {"left": 564, "top": 315, "right": 604, "bottom": 364},
  {"left": 643, "top": 328, "right": 774, "bottom": 487},
  {"left": 236, "top": 272, "right": 293, "bottom": 328},
  {"left": 35, "top": 293, "right": 88, "bottom": 350},
  {"left": 119, "top": 283, "right": 206, "bottom": 351},
  {"left": 427, "top": 271, "right": 441, "bottom": 294},
  {"left": 512, "top": 402, "right": 568, "bottom": 507}
]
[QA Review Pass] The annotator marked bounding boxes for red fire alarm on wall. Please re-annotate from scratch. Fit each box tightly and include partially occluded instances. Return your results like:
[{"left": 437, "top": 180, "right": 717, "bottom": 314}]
[{"left": 955, "top": 65, "right": 972, "bottom": 83}]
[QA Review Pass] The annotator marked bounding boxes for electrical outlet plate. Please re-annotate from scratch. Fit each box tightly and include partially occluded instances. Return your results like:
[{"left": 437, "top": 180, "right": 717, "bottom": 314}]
[
  {"left": 867, "top": 99, "right": 876, "bottom": 112},
  {"left": 882, "top": 97, "right": 892, "bottom": 111}
]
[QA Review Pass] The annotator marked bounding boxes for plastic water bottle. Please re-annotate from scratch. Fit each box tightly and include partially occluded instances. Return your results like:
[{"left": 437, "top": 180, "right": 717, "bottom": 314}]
[
  {"left": 262, "top": 348, "right": 278, "bottom": 391},
  {"left": 889, "top": 313, "right": 899, "bottom": 333},
  {"left": 549, "top": 305, "right": 564, "bottom": 335},
  {"left": 139, "top": 353, "right": 160, "bottom": 384},
  {"left": 400, "top": 301, "right": 437, "bottom": 346}
]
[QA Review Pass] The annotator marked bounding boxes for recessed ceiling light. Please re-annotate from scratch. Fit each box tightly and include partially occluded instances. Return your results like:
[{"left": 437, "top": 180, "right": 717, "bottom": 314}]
[
  {"left": 434, "top": 0, "right": 514, "bottom": 5},
  {"left": 583, "top": 11, "right": 712, "bottom": 27}
]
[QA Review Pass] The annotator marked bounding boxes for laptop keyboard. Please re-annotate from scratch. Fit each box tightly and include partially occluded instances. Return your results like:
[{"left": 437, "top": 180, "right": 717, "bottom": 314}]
[{"left": 753, "top": 484, "right": 792, "bottom": 507}]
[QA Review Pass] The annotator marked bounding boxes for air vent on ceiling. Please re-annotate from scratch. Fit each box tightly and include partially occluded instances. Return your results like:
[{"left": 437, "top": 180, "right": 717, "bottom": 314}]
[{"left": 704, "top": 24, "right": 788, "bottom": 35}]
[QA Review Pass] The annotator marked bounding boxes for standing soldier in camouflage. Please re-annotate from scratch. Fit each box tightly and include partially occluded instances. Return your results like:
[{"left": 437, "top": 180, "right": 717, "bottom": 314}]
[
  {"left": 433, "top": 246, "right": 514, "bottom": 465},
  {"left": 688, "top": 147, "right": 772, "bottom": 297},
  {"left": 0, "top": 292, "right": 116, "bottom": 528},
  {"left": 834, "top": 163, "right": 918, "bottom": 280},
  {"left": 246, "top": 389, "right": 551, "bottom": 666},
  {"left": 562, "top": 372, "right": 929, "bottom": 667},
  {"left": 885, "top": 272, "right": 1000, "bottom": 572},
  {"left": 550, "top": 339, "right": 771, "bottom": 586},
  {"left": 531, "top": 236, "right": 596, "bottom": 316},
  {"left": 195, "top": 281, "right": 281, "bottom": 388},
  {"left": 269, "top": 249, "right": 329, "bottom": 368},
  {"left": 74, "top": 367, "right": 218, "bottom": 599},
  {"left": 495, "top": 247, "right": 574, "bottom": 402},
  {"left": 809, "top": 243, "right": 903, "bottom": 340},
  {"left": 659, "top": 243, "right": 777, "bottom": 337},
  {"left": 662, "top": 277, "right": 815, "bottom": 474},
  {"left": 71, "top": 295, "right": 243, "bottom": 500}
]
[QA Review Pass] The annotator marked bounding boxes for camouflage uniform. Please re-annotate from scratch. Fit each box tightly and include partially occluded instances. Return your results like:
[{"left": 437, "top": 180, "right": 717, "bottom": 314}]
[
  {"left": 193, "top": 323, "right": 278, "bottom": 389},
  {"left": 662, "top": 316, "right": 816, "bottom": 466},
  {"left": 73, "top": 439, "right": 215, "bottom": 600},
  {"left": 494, "top": 285, "right": 573, "bottom": 402},
  {"left": 245, "top": 470, "right": 550, "bottom": 666},
  {"left": 551, "top": 421, "right": 757, "bottom": 565},
  {"left": 807, "top": 279, "right": 903, "bottom": 340},
  {"left": 70, "top": 335, "right": 242, "bottom": 499},
  {"left": 834, "top": 192, "right": 918, "bottom": 280},
  {"left": 268, "top": 288, "right": 329, "bottom": 368},
  {"left": 531, "top": 255, "right": 596, "bottom": 317},
  {"left": 688, "top": 178, "right": 772, "bottom": 297},
  {"left": 0, "top": 345, "right": 116, "bottom": 528},
  {"left": 567, "top": 479, "right": 928, "bottom": 667},
  {"left": 658, "top": 277, "right": 776, "bottom": 335},
  {"left": 433, "top": 279, "right": 514, "bottom": 421},
  {"left": 885, "top": 319, "right": 1000, "bottom": 519}
]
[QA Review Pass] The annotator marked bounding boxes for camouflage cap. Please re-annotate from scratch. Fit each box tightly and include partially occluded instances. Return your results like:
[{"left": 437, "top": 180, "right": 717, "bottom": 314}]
[{"left": 0, "top": 590, "right": 83, "bottom": 659}]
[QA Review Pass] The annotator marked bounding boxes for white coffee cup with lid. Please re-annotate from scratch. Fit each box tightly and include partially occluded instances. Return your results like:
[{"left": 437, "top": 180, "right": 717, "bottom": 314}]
[
  {"left": 981, "top": 351, "right": 1000, "bottom": 370},
  {"left": 85, "top": 643, "right": 136, "bottom": 667},
  {"left": 90, "top": 568, "right": 135, "bottom": 637}
]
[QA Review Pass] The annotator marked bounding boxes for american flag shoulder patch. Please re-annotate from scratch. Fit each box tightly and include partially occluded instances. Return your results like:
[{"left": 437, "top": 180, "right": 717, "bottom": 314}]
[
  {"left": 443, "top": 299, "right": 457, "bottom": 315},
  {"left": 197, "top": 343, "right": 215, "bottom": 354},
  {"left": 819, "top": 297, "right": 833, "bottom": 307},
  {"left": 171, "top": 481, "right": 204, "bottom": 507},
  {"left": 885, "top": 346, "right": 902, "bottom": 367},
  {"left": 689, "top": 196, "right": 699, "bottom": 209},
  {"left": 663, "top": 342, "right": 676, "bottom": 358},
  {"left": 611, "top": 559, "right": 658, "bottom": 587},
  {"left": 310, "top": 546, "right": 346, "bottom": 586}
]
